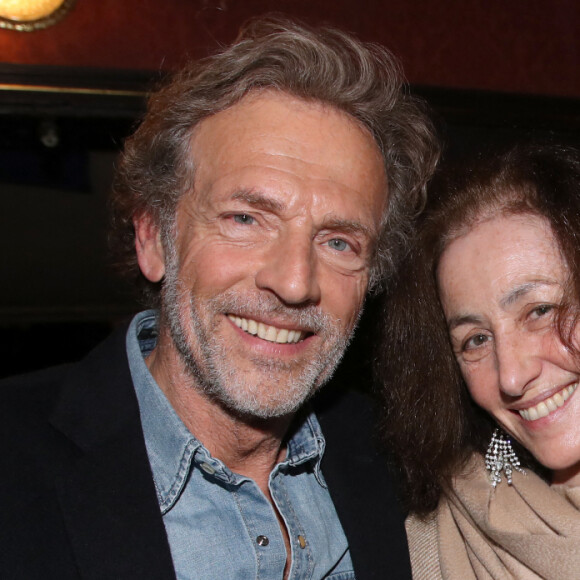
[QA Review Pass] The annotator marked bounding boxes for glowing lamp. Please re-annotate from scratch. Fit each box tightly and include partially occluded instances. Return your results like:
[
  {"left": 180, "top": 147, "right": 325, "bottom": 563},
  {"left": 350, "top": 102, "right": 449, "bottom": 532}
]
[{"left": 0, "top": 0, "right": 76, "bottom": 30}]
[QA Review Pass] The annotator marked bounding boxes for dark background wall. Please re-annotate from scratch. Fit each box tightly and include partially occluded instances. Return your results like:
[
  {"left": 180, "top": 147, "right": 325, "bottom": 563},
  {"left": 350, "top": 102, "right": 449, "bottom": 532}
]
[
  {"left": 2, "top": 0, "right": 579, "bottom": 97},
  {"left": 1, "top": 0, "right": 579, "bottom": 377}
]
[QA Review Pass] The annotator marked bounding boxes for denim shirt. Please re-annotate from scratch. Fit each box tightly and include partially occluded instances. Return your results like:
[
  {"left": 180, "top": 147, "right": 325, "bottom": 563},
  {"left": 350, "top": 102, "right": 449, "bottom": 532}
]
[{"left": 126, "top": 311, "right": 355, "bottom": 580}]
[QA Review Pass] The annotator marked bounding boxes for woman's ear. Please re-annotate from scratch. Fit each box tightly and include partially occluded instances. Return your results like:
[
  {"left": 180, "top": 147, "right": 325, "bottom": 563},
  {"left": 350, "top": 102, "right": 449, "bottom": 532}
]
[{"left": 134, "top": 213, "right": 166, "bottom": 282}]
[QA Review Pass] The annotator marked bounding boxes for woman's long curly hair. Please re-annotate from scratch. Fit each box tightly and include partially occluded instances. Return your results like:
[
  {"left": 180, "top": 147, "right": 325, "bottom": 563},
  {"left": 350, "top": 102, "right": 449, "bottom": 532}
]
[{"left": 377, "top": 141, "right": 580, "bottom": 513}]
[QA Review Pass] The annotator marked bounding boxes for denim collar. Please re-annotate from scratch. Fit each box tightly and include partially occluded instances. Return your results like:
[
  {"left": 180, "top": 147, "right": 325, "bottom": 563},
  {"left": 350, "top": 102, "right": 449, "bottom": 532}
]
[{"left": 126, "top": 310, "right": 327, "bottom": 514}]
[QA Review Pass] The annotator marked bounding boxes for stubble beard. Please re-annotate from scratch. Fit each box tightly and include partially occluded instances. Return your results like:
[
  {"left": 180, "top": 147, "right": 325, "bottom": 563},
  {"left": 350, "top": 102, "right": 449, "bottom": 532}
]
[{"left": 161, "top": 246, "right": 357, "bottom": 419}]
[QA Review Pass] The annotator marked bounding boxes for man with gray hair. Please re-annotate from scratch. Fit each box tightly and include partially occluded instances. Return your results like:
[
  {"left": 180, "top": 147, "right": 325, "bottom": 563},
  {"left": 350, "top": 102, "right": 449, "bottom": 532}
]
[{"left": 0, "top": 16, "right": 438, "bottom": 579}]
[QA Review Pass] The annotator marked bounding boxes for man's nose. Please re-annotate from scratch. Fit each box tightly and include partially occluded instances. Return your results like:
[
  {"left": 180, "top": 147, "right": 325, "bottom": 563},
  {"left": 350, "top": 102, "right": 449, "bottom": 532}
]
[
  {"left": 496, "top": 333, "right": 542, "bottom": 397},
  {"left": 255, "top": 232, "right": 321, "bottom": 306}
]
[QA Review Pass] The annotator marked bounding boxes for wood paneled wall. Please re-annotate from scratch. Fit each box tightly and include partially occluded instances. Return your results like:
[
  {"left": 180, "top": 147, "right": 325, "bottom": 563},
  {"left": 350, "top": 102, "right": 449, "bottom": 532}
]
[{"left": 0, "top": 0, "right": 578, "bottom": 97}]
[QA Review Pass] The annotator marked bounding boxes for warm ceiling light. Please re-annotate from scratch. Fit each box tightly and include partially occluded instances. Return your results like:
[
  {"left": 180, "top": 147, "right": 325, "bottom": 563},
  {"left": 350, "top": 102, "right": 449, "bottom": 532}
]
[{"left": 0, "top": 0, "right": 76, "bottom": 31}]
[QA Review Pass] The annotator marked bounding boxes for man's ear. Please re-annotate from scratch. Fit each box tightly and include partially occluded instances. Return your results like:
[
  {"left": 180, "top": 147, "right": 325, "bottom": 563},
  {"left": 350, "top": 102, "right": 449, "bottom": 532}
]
[{"left": 134, "top": 213, "right": 166, "bottom": 283}]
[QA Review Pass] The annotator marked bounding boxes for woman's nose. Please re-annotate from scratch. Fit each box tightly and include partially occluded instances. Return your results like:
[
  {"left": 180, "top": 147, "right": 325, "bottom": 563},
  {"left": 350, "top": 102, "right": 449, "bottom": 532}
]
[{"left": 495, "top": 333, "right": 542, "bottom": 396}]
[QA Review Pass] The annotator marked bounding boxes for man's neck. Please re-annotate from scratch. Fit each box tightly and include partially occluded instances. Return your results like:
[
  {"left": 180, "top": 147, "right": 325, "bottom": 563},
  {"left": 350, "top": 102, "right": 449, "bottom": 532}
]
[{"left": 145, "top": 340, "right": 293, "bottom": 495}]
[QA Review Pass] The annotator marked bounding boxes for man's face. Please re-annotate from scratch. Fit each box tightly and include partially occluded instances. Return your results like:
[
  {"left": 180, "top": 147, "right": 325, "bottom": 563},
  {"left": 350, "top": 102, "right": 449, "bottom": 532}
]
[{"left": 147, "top": 92, "right": 387, "bottom": 418}]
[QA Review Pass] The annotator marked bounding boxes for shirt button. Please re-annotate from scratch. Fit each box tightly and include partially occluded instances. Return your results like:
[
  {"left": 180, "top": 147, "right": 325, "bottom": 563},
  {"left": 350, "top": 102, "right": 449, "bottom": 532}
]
[
  {"left": 298, "top": 535, "right": 306, "bottom": 549},
  {"left": 256, "top": 535, "right": 269, "bottom": 547},
  {"left": 199, "top": 462, "right": 216, "bottom": 475}
]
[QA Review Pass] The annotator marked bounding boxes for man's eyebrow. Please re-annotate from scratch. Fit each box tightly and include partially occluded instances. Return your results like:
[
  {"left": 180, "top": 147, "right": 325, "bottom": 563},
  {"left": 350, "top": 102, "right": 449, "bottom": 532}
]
[
  {"left": 499, "top": 280, "right": 559, "bottom": 309},
  {"left": 321, "top": 217, "right": 376, "bottom": 241},
  {"left": 231, "top": 189, "right": 285, "bottom": 212},
  {"left": 230, "top": 190, "right": 376, "bottom": 240}
]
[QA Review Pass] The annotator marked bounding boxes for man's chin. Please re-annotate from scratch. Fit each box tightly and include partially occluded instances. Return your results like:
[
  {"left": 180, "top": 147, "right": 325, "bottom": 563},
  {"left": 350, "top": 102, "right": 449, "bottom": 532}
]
[{"left": 207, "top": 382, "right": 321, "bottom": 421}]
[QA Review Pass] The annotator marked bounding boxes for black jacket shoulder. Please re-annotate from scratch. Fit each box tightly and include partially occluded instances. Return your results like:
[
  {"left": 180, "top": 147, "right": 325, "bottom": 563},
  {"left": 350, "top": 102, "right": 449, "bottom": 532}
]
[{"left": 315, "top": 387, "right": 412, "bottom": 579}]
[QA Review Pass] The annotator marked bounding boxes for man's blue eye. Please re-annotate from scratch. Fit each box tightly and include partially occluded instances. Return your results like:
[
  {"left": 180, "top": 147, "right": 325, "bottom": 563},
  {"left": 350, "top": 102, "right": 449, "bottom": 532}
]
[
  {"left": 328, "top": 239, "right": 350, "bottom": 252},
  {"left": 233, "top": 214, "right": 254, "bottom": 225}
]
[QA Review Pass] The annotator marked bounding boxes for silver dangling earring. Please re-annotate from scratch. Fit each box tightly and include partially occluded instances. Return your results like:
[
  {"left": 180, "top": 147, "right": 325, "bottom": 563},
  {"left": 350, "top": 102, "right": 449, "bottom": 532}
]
[{"left": 485, "top": 428, "right": 525, "bottom": 488}]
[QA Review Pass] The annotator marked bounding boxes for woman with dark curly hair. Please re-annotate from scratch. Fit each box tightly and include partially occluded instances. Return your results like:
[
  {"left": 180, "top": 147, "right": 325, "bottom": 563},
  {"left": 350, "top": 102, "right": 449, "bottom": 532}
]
[{"left": 378, "top": 142, "right": 580, "bottom": 579}]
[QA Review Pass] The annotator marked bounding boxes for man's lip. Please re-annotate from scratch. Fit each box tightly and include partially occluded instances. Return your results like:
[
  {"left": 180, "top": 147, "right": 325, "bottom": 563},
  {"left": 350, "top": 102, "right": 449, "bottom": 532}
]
[{"left": 227, "top": 314, "right": 312, "bottom": 344}]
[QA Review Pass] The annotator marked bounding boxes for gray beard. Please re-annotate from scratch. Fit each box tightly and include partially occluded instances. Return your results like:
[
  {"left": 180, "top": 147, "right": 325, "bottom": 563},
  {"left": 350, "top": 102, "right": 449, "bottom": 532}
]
[{"left": 161, "top": 246, "right": 356, "bottom": 419}]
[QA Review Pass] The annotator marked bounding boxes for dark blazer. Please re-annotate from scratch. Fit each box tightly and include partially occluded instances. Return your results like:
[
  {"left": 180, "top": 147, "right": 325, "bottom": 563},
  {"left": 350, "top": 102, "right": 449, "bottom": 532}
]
[{"left": 0, "top": 325, "right": 411, "bottom": 579}]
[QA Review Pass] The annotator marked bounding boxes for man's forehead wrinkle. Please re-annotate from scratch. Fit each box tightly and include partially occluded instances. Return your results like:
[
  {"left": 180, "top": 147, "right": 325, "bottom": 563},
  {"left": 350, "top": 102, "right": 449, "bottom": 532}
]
[
  {"left": 199, "top": 159, "right": 362, "bottom": 197},
  {"left": 258, "top": 144, "right": 382, "bottom": 183},
  {"left": 228, "top": 147, "right": 357, "bottom": 182},
  {"left": 199, "top": 120, "right": 383, "bottom": 186}
]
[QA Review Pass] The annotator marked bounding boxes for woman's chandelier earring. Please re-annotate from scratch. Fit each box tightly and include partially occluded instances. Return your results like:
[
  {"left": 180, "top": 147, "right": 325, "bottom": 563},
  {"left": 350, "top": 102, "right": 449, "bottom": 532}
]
[{"left": 485, "top": 428, "right": 525, "bottom": 488}]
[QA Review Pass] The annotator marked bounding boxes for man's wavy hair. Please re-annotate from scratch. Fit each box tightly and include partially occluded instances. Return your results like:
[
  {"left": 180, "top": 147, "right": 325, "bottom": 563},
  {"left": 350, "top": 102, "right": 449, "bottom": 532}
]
[{"left": 110, "top": 15, "right": 439, "bottom": 306}]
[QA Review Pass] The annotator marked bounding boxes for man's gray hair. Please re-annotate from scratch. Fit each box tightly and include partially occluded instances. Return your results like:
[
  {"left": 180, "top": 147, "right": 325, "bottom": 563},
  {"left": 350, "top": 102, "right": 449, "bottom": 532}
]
[{"left": 111, "top": 15, "right": 440, "bottom": 305}]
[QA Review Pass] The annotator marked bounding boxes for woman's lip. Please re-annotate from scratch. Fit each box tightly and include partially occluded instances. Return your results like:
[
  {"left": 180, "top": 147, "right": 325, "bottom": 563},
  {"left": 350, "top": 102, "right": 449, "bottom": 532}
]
[
  {"left": 510, "top": 380, "right": 579, "bottom": 411},
  {"left": 516, "top": 382, "right": 578, "bottom": 422}
]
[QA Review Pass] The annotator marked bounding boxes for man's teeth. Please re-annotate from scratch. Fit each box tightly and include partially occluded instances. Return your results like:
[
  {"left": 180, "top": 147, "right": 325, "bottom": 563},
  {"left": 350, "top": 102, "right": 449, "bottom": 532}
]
[
  {"left": 228, "top": 315, "right": 305, "bottom": 344},
  {"left": 519, "top": 383, "right": 578, "bottom": 421}
]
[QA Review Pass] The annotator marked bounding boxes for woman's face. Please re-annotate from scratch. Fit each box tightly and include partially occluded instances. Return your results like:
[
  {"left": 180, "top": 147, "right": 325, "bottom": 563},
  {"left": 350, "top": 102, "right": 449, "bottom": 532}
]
[{"left": 438, "top": 213, "right": 580, "bottom": 485}]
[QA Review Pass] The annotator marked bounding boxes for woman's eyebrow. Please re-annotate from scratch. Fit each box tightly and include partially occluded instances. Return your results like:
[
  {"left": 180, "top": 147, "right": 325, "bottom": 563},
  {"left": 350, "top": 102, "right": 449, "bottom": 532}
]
[
  {"left": 499, "top": 280, "right": 558, "bottom": 309},
  {"left": 447, "top": 314, "right": 484, "bottom": 332}
]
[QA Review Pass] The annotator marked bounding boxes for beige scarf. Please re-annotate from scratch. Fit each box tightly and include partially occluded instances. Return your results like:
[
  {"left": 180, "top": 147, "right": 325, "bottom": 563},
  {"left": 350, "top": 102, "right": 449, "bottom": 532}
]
[{"left": 406, "top": 453, "right": 580, "bottom": 579}]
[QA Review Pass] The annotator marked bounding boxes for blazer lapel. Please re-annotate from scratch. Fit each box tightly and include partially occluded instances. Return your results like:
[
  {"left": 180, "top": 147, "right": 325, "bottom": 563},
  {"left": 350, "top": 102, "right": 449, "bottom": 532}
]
[
  {"left": 315, "top": 388, "right": 412, "bottom": 580},
  {"left": 50, "top": 326, "right": 176, "bottom": 580}
]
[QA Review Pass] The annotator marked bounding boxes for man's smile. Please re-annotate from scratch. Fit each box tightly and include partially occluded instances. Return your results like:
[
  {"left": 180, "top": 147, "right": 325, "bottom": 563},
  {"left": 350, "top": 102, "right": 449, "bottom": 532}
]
[{"left": 227, "top": 314, "right": 308, "bottom": 344}]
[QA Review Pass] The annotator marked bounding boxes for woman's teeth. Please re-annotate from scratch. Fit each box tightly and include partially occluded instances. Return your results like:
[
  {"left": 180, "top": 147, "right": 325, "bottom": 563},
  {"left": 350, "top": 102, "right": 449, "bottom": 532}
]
[
  {"left": 519, "top": 383, "right": 578, "bottom": 421},
  {"left": 228, "top": 315, "right": 305, "bottom": 344}
]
